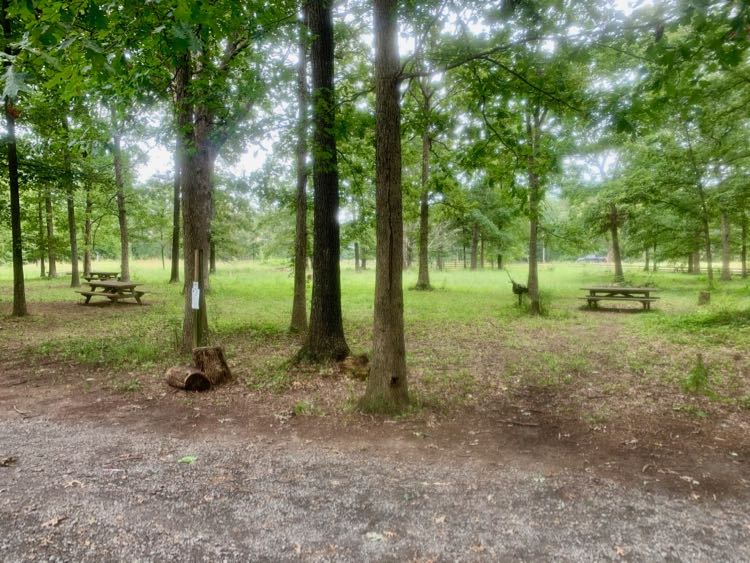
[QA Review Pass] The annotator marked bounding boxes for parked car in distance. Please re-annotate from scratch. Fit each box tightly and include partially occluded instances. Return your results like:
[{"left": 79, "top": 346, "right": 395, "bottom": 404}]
[{"left": 576, "top": 255, "right": 607, "bottom": 263}]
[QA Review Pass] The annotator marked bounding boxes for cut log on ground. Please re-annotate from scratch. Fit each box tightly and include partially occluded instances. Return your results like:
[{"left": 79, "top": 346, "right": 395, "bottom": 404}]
[
  {"left": 192, "top": 346, "right": 232, "bottom": 386},
  {"left": 166, "top": 366, "right": 211, "bottom": 392}
]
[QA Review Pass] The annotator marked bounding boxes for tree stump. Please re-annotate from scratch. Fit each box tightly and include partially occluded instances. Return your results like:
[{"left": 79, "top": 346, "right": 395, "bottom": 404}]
[
  {"left": 698, "top": 291, "right": 711, "bottom": 306},
  {"left": 192, "top": 346, "right": 232, "bottom": 386},
  {"left": 166, "top": 366, "right": 211, "bottom": 392}
]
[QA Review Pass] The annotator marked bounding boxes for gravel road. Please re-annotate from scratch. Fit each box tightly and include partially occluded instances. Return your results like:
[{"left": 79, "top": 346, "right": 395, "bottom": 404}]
[{"left": 1, "top": 414, "right": 748, "bottom": 562}]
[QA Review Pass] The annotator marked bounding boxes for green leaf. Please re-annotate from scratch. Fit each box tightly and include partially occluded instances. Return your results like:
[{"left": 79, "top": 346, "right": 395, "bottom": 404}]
[
  {"left": 177, "top": 455, "right": 197, "bottom": 464},
  {"left": 2, "top": 66, "right": 31, "bottom": 100}
]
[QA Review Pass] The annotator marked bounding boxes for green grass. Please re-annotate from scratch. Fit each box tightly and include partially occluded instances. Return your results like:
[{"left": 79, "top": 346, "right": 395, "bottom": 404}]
[{"left": 1, "top": 258, "right": 748, "bottom": 414}]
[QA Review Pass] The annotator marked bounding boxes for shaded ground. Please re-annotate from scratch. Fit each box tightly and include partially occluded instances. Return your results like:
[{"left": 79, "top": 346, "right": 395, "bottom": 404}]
[{"left": 1, "top": 290, "right": 749, "bottom": 559}]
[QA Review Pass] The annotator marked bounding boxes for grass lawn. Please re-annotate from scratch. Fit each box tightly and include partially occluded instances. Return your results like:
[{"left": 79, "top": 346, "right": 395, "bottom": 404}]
[{"left": 1, "top": 259, "right": 749, "bottom": 420}]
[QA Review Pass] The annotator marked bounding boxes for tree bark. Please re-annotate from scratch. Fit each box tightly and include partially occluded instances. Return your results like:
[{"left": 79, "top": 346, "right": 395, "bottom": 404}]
[
  {"left": 644, "top": 248, "right": 650, "bottom": 272},
  {"left": 83, "top": 185, "right": 92, "bottom": 277},
  {"left": 720, "top": 211, "right": 731, "bottom": 281},
  {"left": 291, "top": 13, "right": 309, "bottom": 334},
  {"left": 415, "top": 99, "right": 432, "bottom": 289},
  {"left": 610, "top": 204, "right": 624, "bottom": 282},
  {"left": 181, "top": 114, "right": 213, "bottom": 351},
  {"left": 741, "top": 211, "right": 747, "bottom": 278},
  {"left": 2, "top": 1, "right": 25, "bottom": 315},
  {"left": 692, "top": 248, "right": 701, "bottom": 274},
  {"left": 480, "top": 233, "right": 485, "bottom": 268},
  {"left": 45, "top": 190, "right": 57, "bottom": 278},
  {"left": 112, "top": 125, "right": 130, "bottom": 282},
  {"left": 37, "top": 195, "right": 46, "bottom": 278},
  {"left": 354, "top": 241, "right": 360, "bottom": 272},
  {"left": 470, "top": 222, "right": 479, "bottom": 270},
  {"left": 652, "top": 242, "right": 657, "bottom": 272},
  {"left": 363, "top": 0, "right": 408, "bottom": 412},
  {"left": 4, "top": 97, "right": 26, "bottom": 315},
  {"left": 301, "top": 0, "right": 349, "bottom": 361},
  {"left": 209, "top": 235, "right": 216, "bottom": 274},
  {"left": 169, "top": 145, "right": 181, "bottom": 283},
  {"left": 526, "top": 105, "right": 545, "bottom": 315},
  {"left": 62, "top": 122, "right": 80, "bottom": 288}
]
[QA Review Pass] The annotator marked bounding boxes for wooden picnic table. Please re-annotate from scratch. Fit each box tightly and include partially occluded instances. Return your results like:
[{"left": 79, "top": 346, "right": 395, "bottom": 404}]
[
  {"left": 83, "top": 271, "right": 120, "bottom": 281},
  {"left": 76, "top": 280, "right": 147, "bottom": 305},
  {"left": 579, "top": 286, "right": 660, "bottom": 310}
]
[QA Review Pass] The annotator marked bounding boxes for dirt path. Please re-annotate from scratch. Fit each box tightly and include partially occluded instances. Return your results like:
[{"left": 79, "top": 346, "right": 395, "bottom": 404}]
[{"left": 1, "top": 383, "right": 749, "bottom": 561}]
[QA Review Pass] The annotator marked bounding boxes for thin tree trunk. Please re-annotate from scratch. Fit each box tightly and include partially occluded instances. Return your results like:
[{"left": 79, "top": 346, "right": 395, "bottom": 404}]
[
  {"left": 4, "top": 97, "right": 26, "bottom": 314},
  {"left": 301, "top": 0, "right": 349, "bottom": 361},
  {"left": 169, "top": 145, "right": 181, "bottom": 283},
  {"left": 291, "top": 13, "right": 309, "bottom": 334},
  {"left": 526, "top": 106, "right": 545, "bottom": 315},
  {"left": 742, "top": 211, "right": 747, "bottom": 278},
  {"left": 2, "top": 1, "right": 25, "bottom": 315},
  {"left": 644, "top": 248, "right": 650, "bottom": 272},
  {"left": 62, "top": 123, "right": 80, "bottom": 288},
  {"left": 720, "top": 211, "right": 731, "bottom": 281},
  {"left": 692, "top": 248, "right": 701, "bottom": 274},
  {"left": 363, "top": 0, "right": 408, "bottom": 412},
  {"left": 610, "top": 204, "right": 624, "bottom": 282},
  {"left": 112, "top": 125, "right": 130, "bottom": 282},
  {"left": 652, "top": 242, "right": 657, "bottom": 272},
  {"left": 45, "top": 190, "right": 57, "bottom": 278},
  {"left": 209, "top": 236, "right": 216, "bottom": 274},
  {"left": 470, "top": 223, "right": 479, "bottom": 270},
  {"left": 66, "top": 188, "right": 80, "bottom": 287},
  {"left": 415, "top": 101, "right": 431, "bottom": 289},
  {"left": 354, "top": 242, "right": 360, "bottom": 272},
  {"left": 83, "top": 186, "right": 92, "bottom": 277},
  {"left": 480, "top": 234, "right": 485, "bottom": 268},
  {"left": 37, "top": 195, "right": 46, "bottom": 278}
]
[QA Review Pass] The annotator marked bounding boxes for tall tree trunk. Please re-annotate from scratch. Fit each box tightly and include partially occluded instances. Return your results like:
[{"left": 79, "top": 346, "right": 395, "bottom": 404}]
[
  {"left": 527, "top": 175, "right": 540, "bottom": 314},
  {"left": 62, "top": 123, "right": 80, "bottom": 288},
  {"left": 66, "top": 188, "right": 80, "bottom": 287},
  {"left": 45, "top": 191, "right": 57, "bottom": 278},
  {"left": 526, "top": 106, "right": 545, "bottom": 315},
  {"left": 4, "top": 97, "right": 26, "bottom": 314},
  {"left": 741, "top": 211, "right": 747, "bottom": 278},
  {"left": 291, "top": 14, "right": 310, "bottom": 334},
  {"left": 2, "top": 1, "right": 25, "bottom": 315},
  {"left": 354, "top": 242, "right": 360, "bottom": 272},
  {"left": 169, "top": 145, "right": 181, "bottom": 283},
  {"left": 644, "top": 248, "right": 650, "bottom": 272},
  {"left": 83, "top": 186, "right": 92, "bottom": 277},
  {"left": 720, "top": 211, "right": 731, "bottom": 281},
  {"left": 470, "top": 222, "right": 479, "bottom": 270},
  {"left": 480, "top": 234, "right": 485, "bottom": 269},
  {"left": 692, "top": 248, "right": 701, "bottom": 274},
  {"left": 652, "top": 242, "right": 657, "bottom": 272},
  {"left": 415, "top": 112, "right": 431, "bottom": 289},
  {"left": 209, "top": 235, "right": 216, "bottom": 274},
  {"left": 363, "top": 0, "right": 408, "bottom": 412},
  {"left": 112, "top": 126, "right": 130, "bottom": 282},
  {"left": 301, "top": 0, "right": 349, "bottom": 361},
  {"left": 610, "top": 204, "right": 624, "bottom": 282},
  {"left": 37, "top": 195, "right": 46, "bottom": 278},
  {"left": 403, "top": 235, "right": 409, "bottom": 270}
]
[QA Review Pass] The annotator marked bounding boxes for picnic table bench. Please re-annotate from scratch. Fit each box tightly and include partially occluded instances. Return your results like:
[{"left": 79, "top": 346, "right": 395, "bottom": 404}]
[
  {"left": 76, "top": 280, "right": 147, "bottom": 305},
  {"left": 83, "top": 271, "right": 120, "bottom": 281},
  {"left": 579, "top": 286, "right": 660, "bottom": 310}
]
